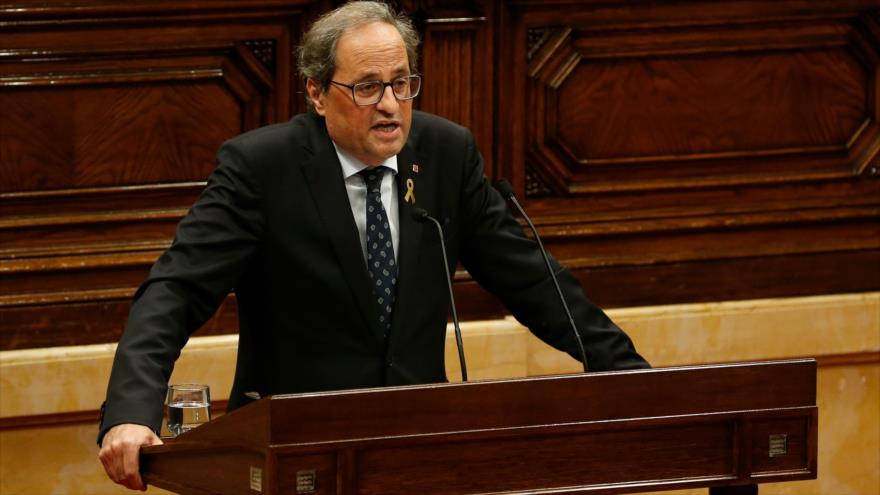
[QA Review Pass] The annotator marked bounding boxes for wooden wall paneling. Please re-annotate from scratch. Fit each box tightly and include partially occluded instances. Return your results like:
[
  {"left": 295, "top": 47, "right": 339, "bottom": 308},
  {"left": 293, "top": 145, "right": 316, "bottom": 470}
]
[
  {"left": 451, "top": 225, "right": 880, "bottom": 313},
  {"left": 528, "top": 22, "right": 875, "bottom": 191},
  {"left": 407, "top": 0, "right": 495, "bottom": 176},
  {"left": 451, "top": 244, "right": 880, "bottom": 316},
  {"left": 0, "top": 1, "right": 327, "bottom": 350},
  {"left": 570, "top": 250, "right": 880, "bottom": 309},
  {"left": 0, "top": 297, "right": 240, "bottom": 350},
  {"left": 3, "top": 0, "right": 879, "bottom": 349},
  {"left": 495, "top": 0, "right": 529, "bottom": 191},
  {"left": 851, "top": 11, "right": 880, "bottom": 175},
  {"left": 496, "top": 0, "right": 880, "bottom": 308}
]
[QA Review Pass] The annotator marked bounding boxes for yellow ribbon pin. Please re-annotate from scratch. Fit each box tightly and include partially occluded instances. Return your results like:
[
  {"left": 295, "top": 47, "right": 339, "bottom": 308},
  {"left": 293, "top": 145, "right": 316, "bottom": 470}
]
[{"left": 404, "top": 178, "right": 416, "bottom": 204}]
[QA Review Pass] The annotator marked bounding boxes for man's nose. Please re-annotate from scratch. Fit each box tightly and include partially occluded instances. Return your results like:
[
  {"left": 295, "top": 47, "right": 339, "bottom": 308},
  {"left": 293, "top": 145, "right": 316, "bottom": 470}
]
[{"left": 376, "top": 85, "right": 399, "bottom": 113}]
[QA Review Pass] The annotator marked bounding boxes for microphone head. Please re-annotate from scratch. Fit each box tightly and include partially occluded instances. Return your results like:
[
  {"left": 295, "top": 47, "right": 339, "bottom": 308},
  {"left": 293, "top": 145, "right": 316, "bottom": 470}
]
[
  {"left": 411, "top": 207, "right": 430, "bottom": 221},
  {"left": 494, "top": 179, "right": 515, "bottom": 199}
]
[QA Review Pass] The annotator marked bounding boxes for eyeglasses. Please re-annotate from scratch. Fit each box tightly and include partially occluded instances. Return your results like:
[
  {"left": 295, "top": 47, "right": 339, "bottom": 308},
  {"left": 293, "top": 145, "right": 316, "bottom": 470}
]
[{"left": 329, "top": 74, "right": 422, "bottom": 106}]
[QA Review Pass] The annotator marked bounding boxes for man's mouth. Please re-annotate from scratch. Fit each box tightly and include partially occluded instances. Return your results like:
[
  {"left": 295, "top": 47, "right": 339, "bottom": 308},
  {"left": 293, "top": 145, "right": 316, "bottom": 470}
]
[{"left": 372, "top": 122, "right": 400, "bottom": 133}]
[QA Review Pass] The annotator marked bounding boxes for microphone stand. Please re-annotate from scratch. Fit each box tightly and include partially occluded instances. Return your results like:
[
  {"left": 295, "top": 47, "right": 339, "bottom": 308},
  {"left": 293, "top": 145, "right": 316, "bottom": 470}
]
[
  {"left": 494, "top": 180, "right": 589, "bottom": 373},
  {"left": 412, "top": 208, "right": 468, "bottom": 382}
]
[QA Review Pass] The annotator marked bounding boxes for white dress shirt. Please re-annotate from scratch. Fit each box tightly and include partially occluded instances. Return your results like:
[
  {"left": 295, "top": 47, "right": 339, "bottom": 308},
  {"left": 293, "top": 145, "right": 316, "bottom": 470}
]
[{"left": 334, "top": 143, "right": 400, "bottom": 263}]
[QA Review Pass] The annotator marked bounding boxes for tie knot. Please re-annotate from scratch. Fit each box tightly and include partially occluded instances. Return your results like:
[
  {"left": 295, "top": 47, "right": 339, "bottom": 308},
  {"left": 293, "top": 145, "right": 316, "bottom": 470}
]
[{"left": 359, "top": 166, "right": 386, "bottom": 191}]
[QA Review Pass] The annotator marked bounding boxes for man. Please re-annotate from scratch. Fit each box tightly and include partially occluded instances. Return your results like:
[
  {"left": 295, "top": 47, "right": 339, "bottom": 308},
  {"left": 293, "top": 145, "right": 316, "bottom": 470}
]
[{"left": 98, "top": 1, "right": 648, "bottom": 490}]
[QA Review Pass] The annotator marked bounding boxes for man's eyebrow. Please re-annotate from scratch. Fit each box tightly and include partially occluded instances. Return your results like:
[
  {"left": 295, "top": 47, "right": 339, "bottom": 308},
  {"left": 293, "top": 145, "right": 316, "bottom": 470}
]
[
  {"left": 356, "top": 70, "right": 382, "bottom": 81},
  {"left": 353, "top": 65, "right": 410, "bottom": 81}
]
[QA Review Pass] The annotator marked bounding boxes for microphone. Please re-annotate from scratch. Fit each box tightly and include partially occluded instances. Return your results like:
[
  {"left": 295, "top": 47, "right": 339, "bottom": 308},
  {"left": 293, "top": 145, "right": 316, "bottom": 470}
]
[
  {"left": 493, "top": 180, "right": 589, "bottom": 373},
  {"left": 412, "top": 208, "right": 468, "bottom": 382}
]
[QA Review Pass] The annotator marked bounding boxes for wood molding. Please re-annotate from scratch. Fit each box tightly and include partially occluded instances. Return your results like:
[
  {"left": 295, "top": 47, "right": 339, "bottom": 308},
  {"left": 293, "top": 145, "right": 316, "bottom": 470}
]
[
  {"left": 0, "top": 295, "right": 239, "bottom": 350},
  {"left": 815, "top": 351, "right": 880, "bottom": 367},
  {"left": 0, "top": 1, "right": 320, "bottom": 25}
]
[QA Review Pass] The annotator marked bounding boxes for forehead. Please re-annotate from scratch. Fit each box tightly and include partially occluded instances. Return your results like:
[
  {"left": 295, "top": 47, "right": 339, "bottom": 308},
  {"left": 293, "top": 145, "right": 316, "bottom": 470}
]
[{"left": 334, "top": 21, "right": 409, "bottom": 77}]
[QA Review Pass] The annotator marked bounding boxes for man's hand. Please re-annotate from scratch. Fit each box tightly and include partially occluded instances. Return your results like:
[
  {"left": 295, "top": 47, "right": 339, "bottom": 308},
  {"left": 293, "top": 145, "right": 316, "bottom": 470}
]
[{"left": 98, "top": 423, "right": 163, "bottom": 491}]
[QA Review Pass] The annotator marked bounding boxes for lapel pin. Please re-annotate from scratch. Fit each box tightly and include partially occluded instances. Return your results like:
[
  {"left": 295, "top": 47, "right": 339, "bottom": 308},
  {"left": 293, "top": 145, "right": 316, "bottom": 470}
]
[
  {"left": 404, "top": 178, "right": 416, "bottom": 204},
  {"left": 412, "top": 163, "right": 420, "bottom": 173}
]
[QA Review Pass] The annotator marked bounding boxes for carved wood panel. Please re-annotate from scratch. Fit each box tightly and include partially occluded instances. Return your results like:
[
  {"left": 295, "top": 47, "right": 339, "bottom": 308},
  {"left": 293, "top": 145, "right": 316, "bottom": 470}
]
[
  {"left": 0, "top": 0, "right": 326, "bottom": 350},
  {"left": 413, "top": 0, "right": 494, "bottom": 176},
  {"left": 496, "top": 0, "right": 880, "bottom": 316},
  {"left": 526, "top": 21, "right": 877, "bottom": 193}
]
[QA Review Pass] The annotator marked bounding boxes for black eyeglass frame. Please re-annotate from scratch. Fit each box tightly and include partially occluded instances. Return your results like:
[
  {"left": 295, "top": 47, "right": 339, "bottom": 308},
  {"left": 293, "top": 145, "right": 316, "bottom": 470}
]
[{"left": 329, "top": 74, "right": 422, "bottom": 106}]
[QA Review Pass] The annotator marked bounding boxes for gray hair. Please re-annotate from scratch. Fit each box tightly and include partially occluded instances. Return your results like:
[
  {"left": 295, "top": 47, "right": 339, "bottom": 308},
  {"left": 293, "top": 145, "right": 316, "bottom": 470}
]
[{"left": 297, "top": 1, "right": 421, "bottom": 110}]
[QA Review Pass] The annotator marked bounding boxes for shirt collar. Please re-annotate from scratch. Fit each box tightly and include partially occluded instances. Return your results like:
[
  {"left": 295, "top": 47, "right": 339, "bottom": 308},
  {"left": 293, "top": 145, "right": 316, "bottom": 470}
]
[{"left": 333, "top": 142, "right": 399, "bottom": 180}]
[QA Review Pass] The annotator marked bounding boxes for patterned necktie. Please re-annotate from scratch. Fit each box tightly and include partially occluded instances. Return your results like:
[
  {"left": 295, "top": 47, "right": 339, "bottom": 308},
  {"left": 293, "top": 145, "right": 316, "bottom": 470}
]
[{"left": 359, "top": 167, "right": 397, "bottom": 338}]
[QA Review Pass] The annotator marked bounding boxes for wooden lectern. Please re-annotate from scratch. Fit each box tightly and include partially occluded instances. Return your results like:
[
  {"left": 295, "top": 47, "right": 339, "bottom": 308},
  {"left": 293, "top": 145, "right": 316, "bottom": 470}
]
[{"left": 141, "top": 359, "right": 817, "bottom": 494}]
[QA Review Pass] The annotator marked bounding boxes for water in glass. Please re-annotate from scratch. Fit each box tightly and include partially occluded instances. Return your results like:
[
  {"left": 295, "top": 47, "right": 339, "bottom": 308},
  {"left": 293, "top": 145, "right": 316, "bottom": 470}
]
[{"left": 165, "top": 384, "right": 211, "bottom": 436}]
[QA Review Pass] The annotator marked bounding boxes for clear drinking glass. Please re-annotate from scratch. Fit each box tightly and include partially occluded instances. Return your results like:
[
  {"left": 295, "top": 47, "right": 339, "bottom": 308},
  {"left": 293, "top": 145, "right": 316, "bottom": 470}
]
[{"left": 165, "top": 384, "right": 211, "bottom": 437}]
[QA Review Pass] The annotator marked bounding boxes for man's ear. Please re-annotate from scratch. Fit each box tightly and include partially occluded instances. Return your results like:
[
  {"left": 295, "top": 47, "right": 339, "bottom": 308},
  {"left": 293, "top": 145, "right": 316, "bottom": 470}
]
[{"left": 306, "top": 79, "right": 326, "bottom": 116}]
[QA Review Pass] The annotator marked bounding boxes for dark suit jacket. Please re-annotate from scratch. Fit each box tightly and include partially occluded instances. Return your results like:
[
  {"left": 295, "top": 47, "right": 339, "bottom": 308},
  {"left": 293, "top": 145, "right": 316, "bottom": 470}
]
[{"left": 98, "top": 111, "right": 648, "bottom": 442}]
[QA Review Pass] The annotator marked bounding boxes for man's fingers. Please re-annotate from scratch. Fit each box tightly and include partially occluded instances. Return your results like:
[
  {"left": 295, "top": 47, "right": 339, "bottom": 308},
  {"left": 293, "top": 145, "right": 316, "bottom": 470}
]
[
  {"left": 97, "top": 446, "right": 116, "bottom": 483},
  {"left": 121, "top": 441, "right": 145, "bottom": 491},
  {"left": 99, "top": 439, "right": 124, "bottom": 485},
  {"left": 99, "top": 424, "right": 159, "bottom": 490}
]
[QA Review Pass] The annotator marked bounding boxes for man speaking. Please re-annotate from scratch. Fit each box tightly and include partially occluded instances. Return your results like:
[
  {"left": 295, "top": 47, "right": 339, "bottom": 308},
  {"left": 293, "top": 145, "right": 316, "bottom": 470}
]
[{"left": 98, "top": 1, "right": 648, "bottom": 490}]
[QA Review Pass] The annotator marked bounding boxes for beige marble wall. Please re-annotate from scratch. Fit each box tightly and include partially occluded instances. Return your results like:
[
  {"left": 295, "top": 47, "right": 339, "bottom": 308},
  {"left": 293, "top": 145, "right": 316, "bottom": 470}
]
[
  {"left": 1, "top": 292, "right": 878, "bottom": 495},
  {"left": 0, "top": 336, "right": 238, "bottom": 419}
]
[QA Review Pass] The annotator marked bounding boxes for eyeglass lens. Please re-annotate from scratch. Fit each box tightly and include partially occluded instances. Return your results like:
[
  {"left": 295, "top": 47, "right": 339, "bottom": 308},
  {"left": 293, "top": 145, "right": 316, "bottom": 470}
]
[{"left": 354, "top": 76, "right": 421, "bottom": 105}]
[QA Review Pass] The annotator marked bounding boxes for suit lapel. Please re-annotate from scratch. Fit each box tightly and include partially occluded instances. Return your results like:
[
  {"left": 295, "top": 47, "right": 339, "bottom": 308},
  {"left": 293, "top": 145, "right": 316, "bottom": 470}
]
[
  {"left": 390, "top": 144, "right": 428, "bottom": 343},
  {"left": 300, "top": 134, "right": 385, "bottom": 348}
]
